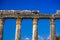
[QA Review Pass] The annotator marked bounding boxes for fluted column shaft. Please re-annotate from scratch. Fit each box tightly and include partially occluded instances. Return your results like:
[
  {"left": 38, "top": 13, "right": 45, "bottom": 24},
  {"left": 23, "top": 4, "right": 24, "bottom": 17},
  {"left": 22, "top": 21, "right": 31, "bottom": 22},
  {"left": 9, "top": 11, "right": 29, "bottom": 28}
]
[
  {"left": 50, "top": 18, "right": 56, "bottom": 40},
  {"left": 32, "top": 18, "right": 38, "bottom": 40},
  {"left": 0, "top": 19, "right": 3, "bottom": 40},
  {"left": 15, "top": 18, "right": 22, "bottom": 40}
]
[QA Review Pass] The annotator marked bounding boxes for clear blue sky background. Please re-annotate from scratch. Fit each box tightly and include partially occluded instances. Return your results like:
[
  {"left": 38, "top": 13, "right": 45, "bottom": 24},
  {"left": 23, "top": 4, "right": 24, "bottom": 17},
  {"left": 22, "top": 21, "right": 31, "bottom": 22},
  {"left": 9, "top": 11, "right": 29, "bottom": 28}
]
[{"left": 0, "top": 0, "right": 60, "bottom": 40}]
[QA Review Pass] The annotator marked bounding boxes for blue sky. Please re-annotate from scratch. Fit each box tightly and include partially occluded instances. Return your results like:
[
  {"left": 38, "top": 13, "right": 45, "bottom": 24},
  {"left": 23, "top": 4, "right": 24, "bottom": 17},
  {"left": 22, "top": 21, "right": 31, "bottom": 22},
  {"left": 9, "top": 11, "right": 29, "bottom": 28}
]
[{"left": 0, "top": 0, "right": 60, "bottom": 40}]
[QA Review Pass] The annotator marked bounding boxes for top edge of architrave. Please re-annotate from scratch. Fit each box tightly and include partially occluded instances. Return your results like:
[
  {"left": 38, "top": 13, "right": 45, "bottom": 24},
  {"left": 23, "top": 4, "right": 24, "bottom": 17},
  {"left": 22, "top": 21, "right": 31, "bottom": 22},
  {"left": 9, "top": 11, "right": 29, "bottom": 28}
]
[{"left": 0, "top": 10, "right": 40, "bottom": 13}]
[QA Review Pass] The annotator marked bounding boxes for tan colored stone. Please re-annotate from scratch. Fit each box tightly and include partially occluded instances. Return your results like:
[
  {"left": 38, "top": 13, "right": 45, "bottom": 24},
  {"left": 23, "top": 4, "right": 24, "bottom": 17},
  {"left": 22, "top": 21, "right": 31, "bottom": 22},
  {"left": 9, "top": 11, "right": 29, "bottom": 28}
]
[
  {"left": 15, "top": 18, "right": 22, "bottom": 40},
  {"left": 32, "top": 18, "right": 38, "bottom": 40},
  {"left": 50, "top": 19, "right": 56, "bottom": 40},
  {"left": 0, "top": 19, "right": 3, "bottom": 40}
]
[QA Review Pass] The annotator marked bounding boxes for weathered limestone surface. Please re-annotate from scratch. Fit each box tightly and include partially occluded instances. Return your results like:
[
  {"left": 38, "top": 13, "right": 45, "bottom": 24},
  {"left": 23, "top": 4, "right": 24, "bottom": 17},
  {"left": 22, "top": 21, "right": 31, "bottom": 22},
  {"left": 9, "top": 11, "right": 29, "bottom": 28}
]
[
  {"left": 15, "top": 18, "right": 22, "bottom": 40},
  {"left": 0, "top": 19, "right": 3, "bottom": 40},
  {"left": 32, "top": 18, "right": 38, "bottom": 40}
]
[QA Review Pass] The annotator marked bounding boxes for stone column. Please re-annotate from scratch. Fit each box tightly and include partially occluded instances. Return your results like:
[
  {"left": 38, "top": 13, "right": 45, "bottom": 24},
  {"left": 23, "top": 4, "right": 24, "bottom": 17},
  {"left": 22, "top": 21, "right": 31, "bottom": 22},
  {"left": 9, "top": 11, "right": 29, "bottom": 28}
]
[
  {"left": 0, "top": 19, "right": 3, "bottom": 40},
  {"left": 15, "top": 18, "right": 22, "bottom": 40},
  {"left": 32, "top": 18, "right": 38, "bottom": 40},
  {"left": 50, "top": 18, "right": 56, "bottom": 40}
]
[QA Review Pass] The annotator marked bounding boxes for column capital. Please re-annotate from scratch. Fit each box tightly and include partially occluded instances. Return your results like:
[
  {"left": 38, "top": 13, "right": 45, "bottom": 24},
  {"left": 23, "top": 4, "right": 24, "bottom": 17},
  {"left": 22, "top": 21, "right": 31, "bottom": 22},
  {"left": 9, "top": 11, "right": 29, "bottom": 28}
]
[
  {"left": 16, "top": 18, "right": 22, "bottom": 25},
  {"left": 33, "top": 18, "right": 38, "bottom": 25},
  {"left": 50, "top": 18, "right": 56, "bottom": 21}
]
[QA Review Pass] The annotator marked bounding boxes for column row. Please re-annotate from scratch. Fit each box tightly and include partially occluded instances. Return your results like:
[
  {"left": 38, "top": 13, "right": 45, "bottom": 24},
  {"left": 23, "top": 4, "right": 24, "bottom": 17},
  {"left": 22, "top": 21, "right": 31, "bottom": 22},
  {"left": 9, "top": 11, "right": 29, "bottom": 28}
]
[
  {"left": 15, "top": 18, "right": 38, "bottom": 40},
  {"left": 0, "top": 18, "right": 56, "bottom": 40},
  {"left": 15, "top": 18, "right": 56, "bottom": 40},
  {"left": 16, "top": 18, "right": 56, "bottom": 40}
]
